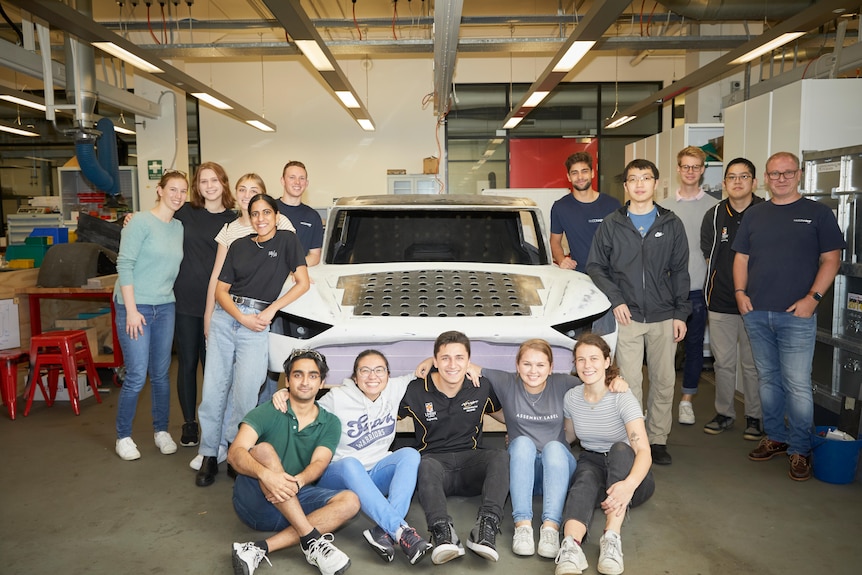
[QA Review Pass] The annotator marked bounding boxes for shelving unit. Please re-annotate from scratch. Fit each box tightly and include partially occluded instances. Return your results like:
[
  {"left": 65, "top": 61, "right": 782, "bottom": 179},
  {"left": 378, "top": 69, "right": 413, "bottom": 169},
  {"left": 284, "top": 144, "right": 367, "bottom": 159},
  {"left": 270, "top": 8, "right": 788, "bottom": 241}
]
[
  {"left": 57, "top": 166, "right": 139, "bottom": 227},
  {"left": 386, "top": 174, "right": 439, "bottom": 195}
]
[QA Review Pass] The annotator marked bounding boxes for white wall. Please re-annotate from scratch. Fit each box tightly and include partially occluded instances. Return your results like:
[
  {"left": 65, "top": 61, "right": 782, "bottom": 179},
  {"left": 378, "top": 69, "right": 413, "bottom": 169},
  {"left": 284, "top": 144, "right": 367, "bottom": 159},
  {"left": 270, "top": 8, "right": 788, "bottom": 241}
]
[{"left": 186, "top": 52, "right": 684, "bottom": 208}]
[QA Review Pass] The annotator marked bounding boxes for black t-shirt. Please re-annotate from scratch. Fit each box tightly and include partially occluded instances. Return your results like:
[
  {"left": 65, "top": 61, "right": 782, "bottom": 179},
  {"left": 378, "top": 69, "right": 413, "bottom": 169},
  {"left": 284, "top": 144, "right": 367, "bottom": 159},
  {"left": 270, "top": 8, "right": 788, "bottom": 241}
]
[
  {"left": 219, "top": 230, "right": 306, "bottom": 303},
  {"left": 398, "top": 373, "right": 501, "bottom": 454},
  {"left": 276, "top": 199, "right": 324, "bottom": 253},
  {"left": 173, "top": 204, "right": 237, "bottom": 316}
]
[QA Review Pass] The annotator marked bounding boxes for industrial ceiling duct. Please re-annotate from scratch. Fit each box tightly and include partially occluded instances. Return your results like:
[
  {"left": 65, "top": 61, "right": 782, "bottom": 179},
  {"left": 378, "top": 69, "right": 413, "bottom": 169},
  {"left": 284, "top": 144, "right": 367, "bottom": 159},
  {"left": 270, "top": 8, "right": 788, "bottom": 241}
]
[{"left": 656, "top": 0, "right": 816, "bottom": 21}]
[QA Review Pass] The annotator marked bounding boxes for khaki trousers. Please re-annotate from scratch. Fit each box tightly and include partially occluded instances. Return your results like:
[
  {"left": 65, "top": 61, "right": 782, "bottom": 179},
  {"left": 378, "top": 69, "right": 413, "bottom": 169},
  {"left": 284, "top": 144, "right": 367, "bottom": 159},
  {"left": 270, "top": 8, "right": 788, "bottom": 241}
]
[{"left": 708, "top": 311, "right": 761, "bottom": 420}]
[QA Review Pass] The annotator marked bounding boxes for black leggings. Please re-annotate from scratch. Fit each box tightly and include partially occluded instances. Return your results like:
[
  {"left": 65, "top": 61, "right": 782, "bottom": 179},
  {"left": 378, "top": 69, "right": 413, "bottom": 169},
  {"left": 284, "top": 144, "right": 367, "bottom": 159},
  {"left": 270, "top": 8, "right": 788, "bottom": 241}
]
[{"left": 175, "top": 312, "right": 206, "bottom": 423}]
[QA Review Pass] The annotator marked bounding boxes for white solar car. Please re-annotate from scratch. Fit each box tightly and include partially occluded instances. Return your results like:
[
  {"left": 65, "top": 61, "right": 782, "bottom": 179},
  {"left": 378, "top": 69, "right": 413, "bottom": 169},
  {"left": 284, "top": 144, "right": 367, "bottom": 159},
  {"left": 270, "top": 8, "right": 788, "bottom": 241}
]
[{"left": 269, "top": 194, "right": 616, "bottom": 383}]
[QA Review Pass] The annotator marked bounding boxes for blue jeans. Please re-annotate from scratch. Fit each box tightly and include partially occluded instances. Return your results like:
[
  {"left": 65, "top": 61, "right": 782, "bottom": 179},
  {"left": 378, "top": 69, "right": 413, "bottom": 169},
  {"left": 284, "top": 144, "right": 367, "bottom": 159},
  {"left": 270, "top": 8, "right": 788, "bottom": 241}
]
[
  {"left": 198, "top": 303, "right": 269, "bottom": 457},
  {"left": 317, "top": 448, "right": 421, "bottom": 537},
  {"left": 682, "top": 290, "right": 707, "bottom": 395},
  {"left": 508, "top": 436, "right": 577, "bottom": 526},
  {"left": 742, "top": 311, "right": 816, "bottom": 456},
  {"left": 233, "top": 474, "right": 342, "bottom": 532},
  {"left": 114, "top": 301, "right": 176, "bottom": 439}
]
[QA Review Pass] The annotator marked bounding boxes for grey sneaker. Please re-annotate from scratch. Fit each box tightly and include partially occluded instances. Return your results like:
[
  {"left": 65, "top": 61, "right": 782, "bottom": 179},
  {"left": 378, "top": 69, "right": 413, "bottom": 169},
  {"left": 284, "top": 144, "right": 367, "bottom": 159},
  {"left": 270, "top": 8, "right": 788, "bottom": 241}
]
[
  {"left": 538, "top": 526, "right": 560, "bottom": 558},
  {"left": 512, "top": 525, "right": 534, "bottom": 556},
  {"left": 398, "top": 526, "right": 432, "bottom": 565},
  {"left": 362, "top": 525, "right": 395, "bottom": 563},
  {"left": 466, "top": 513, "right": 500, "bottom": 561},
  {"left": 304, "top": 533, "right": 350, "bottom": 575},
  {"left": 429, "top": 521, "right": 465, "bottom": 565},
  {"left": 743, "top": 417, "right": 763, "bottom": 441},
  {"left": 555, "top": 536, "right": 588, "bottom": 575},
  {"left": 597, "top": 531, "right": 624, "bottom": 575},
  {"left": 232, "top": 542, "right": 272, "bottom": 575},
  {"left": 703, "top": 414, "right": 734, "bottom": 435}
]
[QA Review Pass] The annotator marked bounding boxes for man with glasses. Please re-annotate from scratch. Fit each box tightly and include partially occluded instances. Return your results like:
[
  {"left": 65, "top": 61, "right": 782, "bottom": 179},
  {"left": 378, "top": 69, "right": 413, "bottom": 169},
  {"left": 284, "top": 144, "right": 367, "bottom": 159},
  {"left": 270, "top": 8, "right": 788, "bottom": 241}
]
[
  {"left": 398, "top": 331, "right": 508, "bottom": 564},
  {"left": 659, "top": 146, "right": 719, "bottom": 428},
  {"left": 228, "top": 349, "right": 359, "bottom": 575},
  {"left": 733, "top": 151, "right": 844, "bottom": 481},
  {"left": 587, "top": 159, "right": 691, "bottom": 465},
  {"left": 700, "top": 158, "right": 764, "bottom": 440},
  {"left": 550, "top": 152, "right": 621, "bottom": 271}
]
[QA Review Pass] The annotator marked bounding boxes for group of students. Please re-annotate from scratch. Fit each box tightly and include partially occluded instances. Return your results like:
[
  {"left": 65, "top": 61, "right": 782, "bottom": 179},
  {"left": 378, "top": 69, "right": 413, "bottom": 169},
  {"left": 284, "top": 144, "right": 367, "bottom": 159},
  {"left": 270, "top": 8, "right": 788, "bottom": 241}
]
[
  {"left": 226, "top": 331, "right": 654, "bottom": 575},
  {"left": 112, "top": 161, "right": 321, "bottom": 472}
]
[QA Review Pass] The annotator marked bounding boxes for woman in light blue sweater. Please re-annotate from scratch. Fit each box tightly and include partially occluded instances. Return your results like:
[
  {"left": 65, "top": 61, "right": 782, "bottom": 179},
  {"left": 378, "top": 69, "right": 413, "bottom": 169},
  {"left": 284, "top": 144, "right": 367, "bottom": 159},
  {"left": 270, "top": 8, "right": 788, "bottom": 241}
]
[{"left": 114, "top": 170, "right": 187, "bottom": 461}]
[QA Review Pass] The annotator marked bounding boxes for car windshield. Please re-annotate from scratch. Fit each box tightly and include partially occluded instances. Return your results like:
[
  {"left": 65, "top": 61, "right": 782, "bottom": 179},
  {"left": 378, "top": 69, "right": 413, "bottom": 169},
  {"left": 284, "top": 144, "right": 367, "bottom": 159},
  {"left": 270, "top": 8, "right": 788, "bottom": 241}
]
[{"left": 326, "top": 207, "right": 548, "bottom": 265}]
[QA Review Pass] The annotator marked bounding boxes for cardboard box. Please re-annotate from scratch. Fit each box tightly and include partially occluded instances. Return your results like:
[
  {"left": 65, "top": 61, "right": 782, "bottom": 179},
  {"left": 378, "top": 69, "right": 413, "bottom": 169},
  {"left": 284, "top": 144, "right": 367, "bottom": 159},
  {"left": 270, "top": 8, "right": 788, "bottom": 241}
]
[
  {"left": 423, "top": 157, "right": 439, "bottom": 174},
  {"left": 33, "top": 373, "right": 93, "bottom": 402},
  {"left": 0, "top": 298, "right": 21, "bottom": 350}
]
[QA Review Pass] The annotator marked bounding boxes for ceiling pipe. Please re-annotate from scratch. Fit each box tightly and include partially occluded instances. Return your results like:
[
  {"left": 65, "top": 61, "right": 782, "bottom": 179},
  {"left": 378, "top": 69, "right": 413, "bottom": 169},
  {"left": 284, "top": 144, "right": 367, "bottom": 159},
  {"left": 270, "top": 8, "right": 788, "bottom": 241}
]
[{"left": 656, "top": 0, "right": 817, "bottom": 20}]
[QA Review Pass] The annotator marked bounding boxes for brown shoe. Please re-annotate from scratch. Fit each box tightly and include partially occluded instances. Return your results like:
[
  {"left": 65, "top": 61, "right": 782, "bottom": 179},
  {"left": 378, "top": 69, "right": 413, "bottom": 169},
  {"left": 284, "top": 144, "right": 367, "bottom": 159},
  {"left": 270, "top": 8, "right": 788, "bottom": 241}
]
[
  {"left": 788, "top": 453, "right": 812, "bottom": 481},
  {"left": 748, "top": 437, "right": 789, "bottom": 461}
]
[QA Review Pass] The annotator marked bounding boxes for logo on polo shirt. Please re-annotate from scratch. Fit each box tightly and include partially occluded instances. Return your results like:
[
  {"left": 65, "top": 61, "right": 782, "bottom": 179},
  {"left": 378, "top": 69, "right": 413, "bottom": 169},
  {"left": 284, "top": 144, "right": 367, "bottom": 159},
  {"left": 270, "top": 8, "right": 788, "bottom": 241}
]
[
  {"left": 793, "top": 219, "right": 812, "bottom": 224},
  {"left": 300, "top": 221, "right": 313, "bottom": 227},
  {"left": 424, "top": 402, "right": 438, "bottom": 421},
  {"left": 461, "top": 399, "right": 479, "bottom": 413}
]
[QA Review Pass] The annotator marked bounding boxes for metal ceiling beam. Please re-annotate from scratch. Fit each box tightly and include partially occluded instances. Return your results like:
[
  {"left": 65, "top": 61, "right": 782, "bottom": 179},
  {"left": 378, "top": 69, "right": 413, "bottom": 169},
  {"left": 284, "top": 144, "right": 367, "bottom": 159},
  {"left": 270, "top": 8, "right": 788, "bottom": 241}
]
[
  {"left": 433, "top": 0, "right": 464, "bottom": 115},
  {"left": 0, "top": 38, "right": 160, "bottom": 118},
  {"left": 261, "top": 0, "right": 374, "bottom": 130},
  {"left": 6, "top": 0, "right": 275, "bottom": 130},
  {"left": 607, "top": 0, "right": 860, "bottom": 128},
  {"left": 502, "top": 0, "right": 631, "bottom": 129}
]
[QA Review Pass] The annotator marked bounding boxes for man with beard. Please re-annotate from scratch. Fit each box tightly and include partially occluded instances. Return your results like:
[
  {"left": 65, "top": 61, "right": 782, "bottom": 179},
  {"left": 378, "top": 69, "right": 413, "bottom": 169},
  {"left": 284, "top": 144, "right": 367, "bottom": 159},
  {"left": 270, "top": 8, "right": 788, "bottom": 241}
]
[{"left": 550, "top": 152, "right": 621, "bottom": 271}]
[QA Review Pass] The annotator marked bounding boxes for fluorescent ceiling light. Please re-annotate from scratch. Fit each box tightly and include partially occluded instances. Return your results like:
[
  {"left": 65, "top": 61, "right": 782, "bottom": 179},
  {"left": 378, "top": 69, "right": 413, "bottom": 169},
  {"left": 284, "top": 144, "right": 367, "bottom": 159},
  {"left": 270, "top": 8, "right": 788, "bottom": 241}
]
[
  {"left": 336, "top": 91, "right": 361, "bottom": 109},
  {"left": 113, "top": 125, "right": 136, "bottom": 135},
  {"left": 0, "top": 122, "right": 39, "bottom": 137},
  {"left": 295, "top": 40, "right": 335, "bottom": 72},
  {"left": 553, "top": 41, "right": 596, "bottom": 72},
  {"left": 0, "top": 94, "right": 47, "bottom": 112},
  {"left": 192, "top": 92, "right": 234, "bottom": 110},
  {"left": 503, "top": 117, "right": 523, "bottom": 130},
  {"left": 357, "top": 118, "right": 375, "bottom": 131},
  {"left": 523, "top": 91, "right": 550, "bottom": 108},
  {"left": 730, "top": 32, "right": 807, "bottom": 65},
  {"left": 92, "top": 41, "right": 164, "bottom": 74},
  {"left": 605, "top": 115, "right": 637, "bottom": 129},
  {"left": 490, "top": 138, "right": 504, "bottom": 145},
  {"left": 246, "top": 119, "right": 276, "bottom": 132}
]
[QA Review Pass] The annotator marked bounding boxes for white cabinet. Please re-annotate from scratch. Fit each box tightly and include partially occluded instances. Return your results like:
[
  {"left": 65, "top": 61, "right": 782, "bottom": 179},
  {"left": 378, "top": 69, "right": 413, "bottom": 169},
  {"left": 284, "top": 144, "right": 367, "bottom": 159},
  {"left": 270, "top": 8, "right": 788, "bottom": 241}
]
[
  {"left": 724, "top": 78, "right": 862, "bottom": 184},
  {"left": 387, "top": 174, "right": 439, "bottom": 195}
]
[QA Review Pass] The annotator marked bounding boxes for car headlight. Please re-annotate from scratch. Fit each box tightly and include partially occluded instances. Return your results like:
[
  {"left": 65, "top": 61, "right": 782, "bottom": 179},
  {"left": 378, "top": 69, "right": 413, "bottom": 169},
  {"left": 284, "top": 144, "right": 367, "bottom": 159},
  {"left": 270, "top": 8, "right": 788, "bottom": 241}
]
[
  {"left": 551, "top": 307, "right": 616, "bottom": 341},
  {"left": 272, "top": 311, "right": 334, "bottom": 340}
]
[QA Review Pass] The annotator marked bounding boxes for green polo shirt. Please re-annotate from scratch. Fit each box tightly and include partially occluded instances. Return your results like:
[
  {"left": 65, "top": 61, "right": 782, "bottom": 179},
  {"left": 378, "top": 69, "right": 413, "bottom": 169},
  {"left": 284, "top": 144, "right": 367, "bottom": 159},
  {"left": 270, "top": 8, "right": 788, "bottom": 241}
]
[{"left": 241, "top": 401, "right": 340, "bottom": 477}]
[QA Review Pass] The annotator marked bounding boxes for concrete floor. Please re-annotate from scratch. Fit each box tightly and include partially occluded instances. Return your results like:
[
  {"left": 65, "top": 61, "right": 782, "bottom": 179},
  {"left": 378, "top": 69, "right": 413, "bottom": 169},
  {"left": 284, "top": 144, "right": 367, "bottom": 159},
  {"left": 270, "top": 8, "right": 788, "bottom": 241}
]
[{"left": 1, "top": 366, "right": 861, "bottom": 575}]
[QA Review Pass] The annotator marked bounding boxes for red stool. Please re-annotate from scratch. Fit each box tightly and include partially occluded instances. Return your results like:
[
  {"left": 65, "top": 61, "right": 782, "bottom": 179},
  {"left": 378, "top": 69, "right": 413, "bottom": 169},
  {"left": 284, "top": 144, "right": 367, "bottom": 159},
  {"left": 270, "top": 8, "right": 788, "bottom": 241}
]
[
  {"left": 24, "top": 330, "right": 102, "bottom": 416},
  {"left": 0, "top": 349, "right": 28, "bottom": 420}
]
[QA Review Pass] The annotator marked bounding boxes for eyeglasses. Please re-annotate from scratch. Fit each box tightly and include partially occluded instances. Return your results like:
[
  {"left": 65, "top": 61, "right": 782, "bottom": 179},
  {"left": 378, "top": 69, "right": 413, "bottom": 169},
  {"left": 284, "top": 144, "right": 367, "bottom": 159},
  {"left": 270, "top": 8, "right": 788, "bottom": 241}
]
[
  {"left": 357, "top": 366, "right": 388, "bottom": 377},
  {"left": 287, "top": 348, "right": 324, "bottom": 362},
  {"left": 678, "top": 164, "right": 704, "bottom": 172},
  {"left": 725, "top": 174, "right": 752, "bottom": 182},
  {"left": 766, "top": 170, "right": 799, "bottom": 181},
  {"left": 625, "top": 175, "right": 656, "bottom": 184}
]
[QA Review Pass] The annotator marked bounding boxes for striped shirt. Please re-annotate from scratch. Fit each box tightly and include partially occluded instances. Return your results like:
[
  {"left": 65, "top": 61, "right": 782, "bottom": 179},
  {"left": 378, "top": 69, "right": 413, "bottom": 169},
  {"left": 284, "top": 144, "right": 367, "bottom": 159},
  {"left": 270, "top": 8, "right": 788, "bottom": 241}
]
[
  {"left": 564, "top": 388, "right": 643, "bottom": 453},
  {"left": 215, "top": 214, "right": 296, "bottom": 247}
]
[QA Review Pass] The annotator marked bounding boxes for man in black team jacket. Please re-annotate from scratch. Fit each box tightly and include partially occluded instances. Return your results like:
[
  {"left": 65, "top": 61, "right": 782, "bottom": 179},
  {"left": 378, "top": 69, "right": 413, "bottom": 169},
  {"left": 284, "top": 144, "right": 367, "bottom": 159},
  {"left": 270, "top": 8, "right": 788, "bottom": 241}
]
[{"left": 398, "top": 331, "right": 508, "bottom": 565}]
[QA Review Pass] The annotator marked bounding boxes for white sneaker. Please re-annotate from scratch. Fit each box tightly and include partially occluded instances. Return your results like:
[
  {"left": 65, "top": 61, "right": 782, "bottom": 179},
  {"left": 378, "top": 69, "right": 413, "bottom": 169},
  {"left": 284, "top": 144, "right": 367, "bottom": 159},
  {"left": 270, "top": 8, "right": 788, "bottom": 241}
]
[
  {"left": 678, "top": 401, "right": 695, "bottom": 425},
  {"left": 538, "top": 525, "right": 560, "bottom": 559},
  {"left": 555, "top": 536, "right": 588, "bottom": 575},
  {"left": 597, "top": 531, "right": 624, "bottom": 575},
  {"left": 116, "top": 437, "right": 141, "bottom": 461},
  {"left": 512, "top": 525, "right": 534, "bottom": 556},
  {"left": 232, "top": 542, "right": 271, "bottom": 575},
  {"left": 304, "top": 533, "right": 351, "bottom": 575},
  {"left": 154, "top": 431, "right": 177, "bottom": 454},
  {"left": 189, "top": 453, "right": 203, "bottom": 470}
]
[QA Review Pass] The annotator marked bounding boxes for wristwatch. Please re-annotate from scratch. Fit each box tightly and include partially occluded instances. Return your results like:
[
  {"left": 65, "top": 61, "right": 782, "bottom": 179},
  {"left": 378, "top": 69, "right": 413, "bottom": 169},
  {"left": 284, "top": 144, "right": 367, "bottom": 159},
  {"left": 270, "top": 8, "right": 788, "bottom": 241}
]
[{"left": 809, "top": 291, "right": 823, "bottom": 302}]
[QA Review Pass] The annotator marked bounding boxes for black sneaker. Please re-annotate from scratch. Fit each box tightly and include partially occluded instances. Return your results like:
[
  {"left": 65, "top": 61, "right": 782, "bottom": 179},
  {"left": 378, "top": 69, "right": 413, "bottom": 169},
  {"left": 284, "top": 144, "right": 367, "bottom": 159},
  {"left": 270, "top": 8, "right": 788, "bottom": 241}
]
[
  {"left": 232, "top": 542, "right": 271, "bottom": 575},
  {"left": 181, "top": 421, "right": 199, "bottom": 447},
  {"left": 703, "top": 414, "right": 734, "bottom": 435},
  {"left": 429, "top": 521, "right": 464, "bottom": 565},
  {"left": 362, "top": 525, "right": 395, "bottom": 563},
  {"left": 398, "top": 526, "right": 432, "bottom": 565},
  {"left": 466, "top": 513, "right": 500, "bottom": 562},
  {"left": 743, "top": 417, "right": 763, "bottom": 441},
  {"left": 650, "top": 444, "right": 672, "bottom": 465}
]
